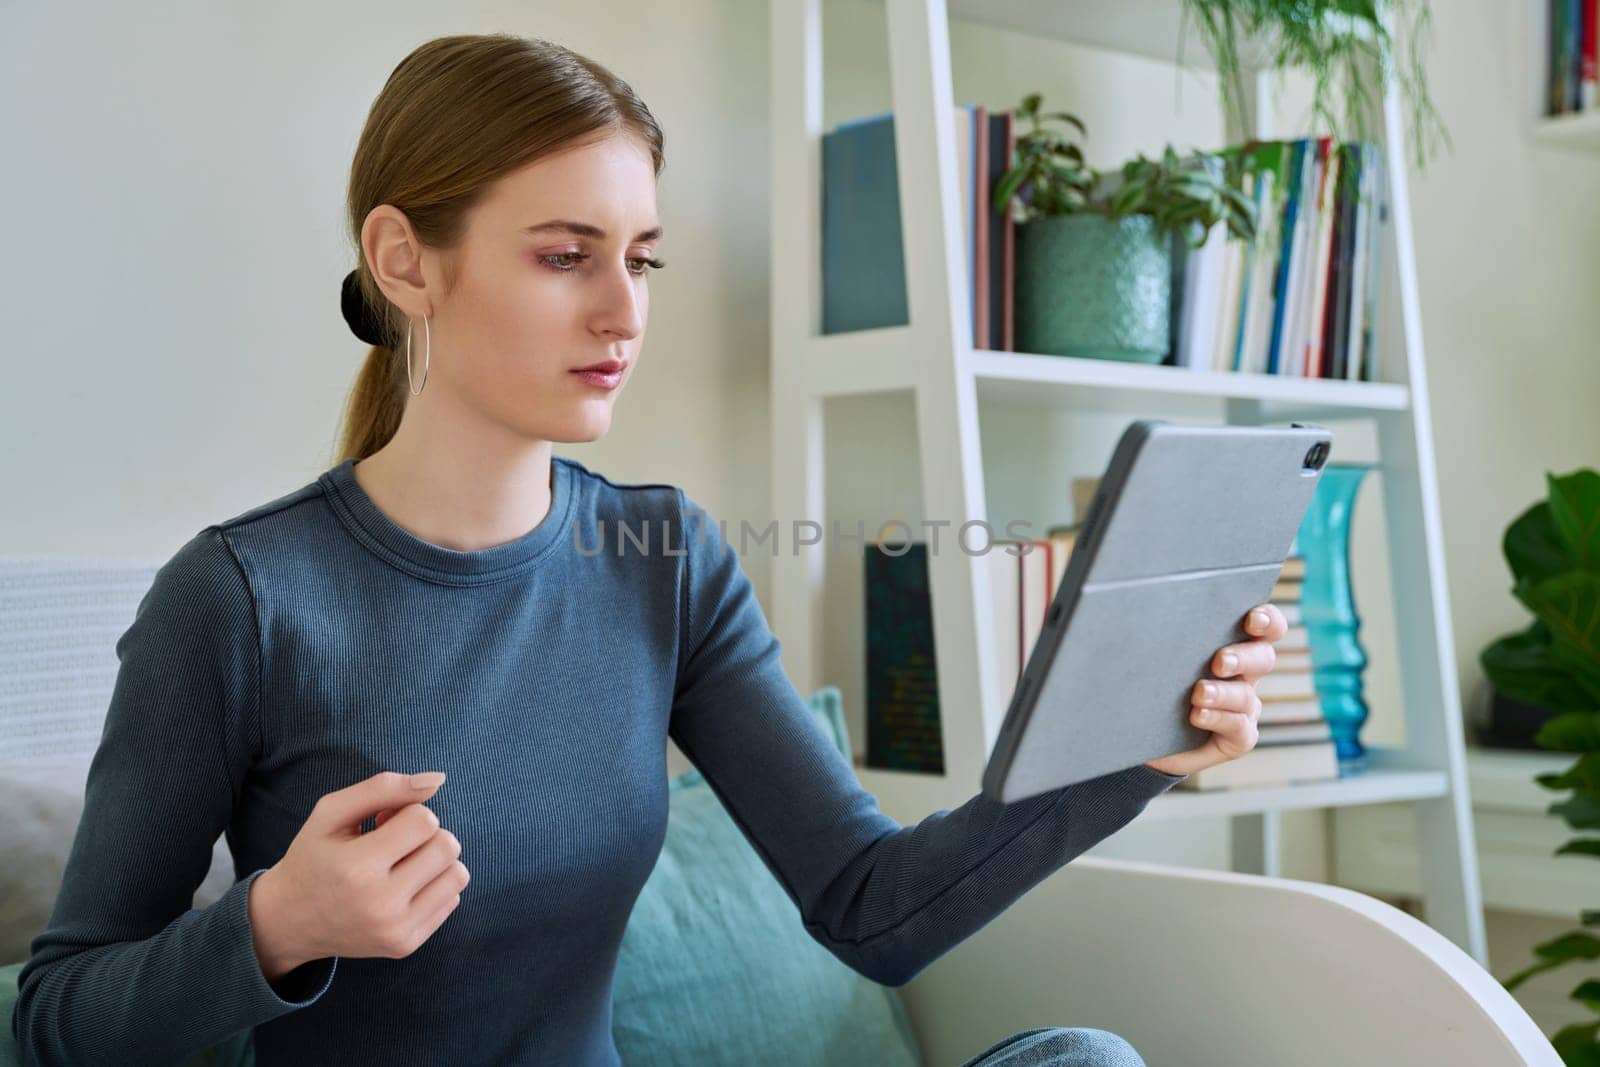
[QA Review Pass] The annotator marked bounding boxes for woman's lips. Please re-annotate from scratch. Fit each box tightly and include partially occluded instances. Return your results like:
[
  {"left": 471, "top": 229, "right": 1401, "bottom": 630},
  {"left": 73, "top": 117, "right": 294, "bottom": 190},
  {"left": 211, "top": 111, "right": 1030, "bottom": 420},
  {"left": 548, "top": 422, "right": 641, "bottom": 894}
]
[{"left": 571, "top": 366, "right": 624, "bottom": 390}]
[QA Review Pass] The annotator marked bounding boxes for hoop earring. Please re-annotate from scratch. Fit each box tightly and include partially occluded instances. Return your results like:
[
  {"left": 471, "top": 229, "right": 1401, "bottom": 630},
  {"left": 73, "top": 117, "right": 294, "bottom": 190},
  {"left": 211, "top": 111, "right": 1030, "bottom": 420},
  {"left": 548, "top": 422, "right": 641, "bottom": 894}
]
[{"left": 406, "top": 314, "right": 430, "bottom": 396}]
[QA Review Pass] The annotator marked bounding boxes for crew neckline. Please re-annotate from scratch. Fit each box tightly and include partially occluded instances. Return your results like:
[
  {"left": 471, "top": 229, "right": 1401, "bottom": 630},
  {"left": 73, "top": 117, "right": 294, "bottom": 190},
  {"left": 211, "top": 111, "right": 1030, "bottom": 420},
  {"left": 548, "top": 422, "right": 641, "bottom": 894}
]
[{"left": 318, "top": 456, "right": 576, "bottom": 585}]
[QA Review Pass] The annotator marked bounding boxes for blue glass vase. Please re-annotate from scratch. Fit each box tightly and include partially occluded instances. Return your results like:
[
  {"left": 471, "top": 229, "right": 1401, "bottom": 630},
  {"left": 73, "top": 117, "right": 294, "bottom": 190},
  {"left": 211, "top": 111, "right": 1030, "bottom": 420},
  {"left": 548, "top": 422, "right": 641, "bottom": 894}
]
[{"left": 1295, "top": 462, "right": 1376, "bottom": 774}]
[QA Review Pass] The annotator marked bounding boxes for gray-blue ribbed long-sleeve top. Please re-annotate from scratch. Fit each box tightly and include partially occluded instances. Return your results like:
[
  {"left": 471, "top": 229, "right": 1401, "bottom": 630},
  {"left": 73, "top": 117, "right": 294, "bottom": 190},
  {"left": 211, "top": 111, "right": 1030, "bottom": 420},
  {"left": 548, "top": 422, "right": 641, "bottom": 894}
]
[{"left": 11, "top": 455, "right": 1187, "bottom": 1066}]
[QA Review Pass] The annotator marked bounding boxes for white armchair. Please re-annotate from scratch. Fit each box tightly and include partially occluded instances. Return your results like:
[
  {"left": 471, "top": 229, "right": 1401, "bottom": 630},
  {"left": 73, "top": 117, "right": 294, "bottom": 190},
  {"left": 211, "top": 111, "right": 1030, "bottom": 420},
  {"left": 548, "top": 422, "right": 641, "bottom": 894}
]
[{"left": 899, "top": 853, "right": 1558, "bottom": 1065}]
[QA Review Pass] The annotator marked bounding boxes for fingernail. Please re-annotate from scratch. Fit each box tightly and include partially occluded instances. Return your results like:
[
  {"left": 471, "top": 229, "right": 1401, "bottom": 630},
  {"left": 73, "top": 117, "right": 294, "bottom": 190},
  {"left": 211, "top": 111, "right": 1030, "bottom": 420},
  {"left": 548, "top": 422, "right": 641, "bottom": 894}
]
[
  {"left": 1221, "top": 653, "right": 1238, "bottom": 673},
  {"left": 1250, "top": 609, "right": 1269, "bottom": 631},
  {"left": 411, "top": 771, "right": 447, "bottom": 789},
  {"left": 1202, "top": 682, "right": 1217, "bottom": 702}
]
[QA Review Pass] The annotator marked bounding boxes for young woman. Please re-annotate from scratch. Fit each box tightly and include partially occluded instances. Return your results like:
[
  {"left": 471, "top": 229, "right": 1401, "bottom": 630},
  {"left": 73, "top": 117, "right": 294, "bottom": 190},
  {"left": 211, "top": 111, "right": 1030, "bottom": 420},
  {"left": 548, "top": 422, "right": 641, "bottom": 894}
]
[{"left": 11, "top": 33, "right": 1285, "bottom": 1067}]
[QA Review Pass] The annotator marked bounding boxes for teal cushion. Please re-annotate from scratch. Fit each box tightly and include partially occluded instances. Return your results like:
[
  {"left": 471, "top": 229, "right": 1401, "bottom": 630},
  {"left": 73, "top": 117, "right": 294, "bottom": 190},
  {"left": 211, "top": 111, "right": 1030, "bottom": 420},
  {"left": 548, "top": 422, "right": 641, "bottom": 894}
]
[{"left": 611, "top": 686, "right": 923, "bottom": 1066}]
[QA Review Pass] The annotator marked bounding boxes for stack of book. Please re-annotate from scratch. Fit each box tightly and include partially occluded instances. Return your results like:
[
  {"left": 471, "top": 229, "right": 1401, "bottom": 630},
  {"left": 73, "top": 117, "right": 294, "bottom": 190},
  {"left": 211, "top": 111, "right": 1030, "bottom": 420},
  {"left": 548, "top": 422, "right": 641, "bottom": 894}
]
[{"left": 1170, "top": 137, "right": 1388, "bottom": 383}]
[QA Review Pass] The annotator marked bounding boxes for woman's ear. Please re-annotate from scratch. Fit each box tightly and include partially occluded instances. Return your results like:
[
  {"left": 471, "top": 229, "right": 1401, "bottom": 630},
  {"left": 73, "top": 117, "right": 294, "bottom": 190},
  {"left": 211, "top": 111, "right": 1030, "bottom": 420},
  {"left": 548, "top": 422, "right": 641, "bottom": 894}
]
[{"left": 362, "top": 204, "right": 433, "bottom": 320}]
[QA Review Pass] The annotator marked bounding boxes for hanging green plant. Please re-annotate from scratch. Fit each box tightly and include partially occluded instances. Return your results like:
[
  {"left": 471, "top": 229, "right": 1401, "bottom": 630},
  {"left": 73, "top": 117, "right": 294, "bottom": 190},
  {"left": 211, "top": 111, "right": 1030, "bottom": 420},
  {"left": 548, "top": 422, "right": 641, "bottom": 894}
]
[{"left": 1177, "top": 0, "right": 1451, "bottom": 171}]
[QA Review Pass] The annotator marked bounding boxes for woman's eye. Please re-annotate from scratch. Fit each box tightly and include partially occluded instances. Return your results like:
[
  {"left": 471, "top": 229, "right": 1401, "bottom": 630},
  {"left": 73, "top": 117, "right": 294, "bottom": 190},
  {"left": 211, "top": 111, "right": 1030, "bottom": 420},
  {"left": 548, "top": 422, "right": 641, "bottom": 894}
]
[
  {"left": 540, "top": 252, "right": 664, "bottom": 276},
  {"left": 540, "top": 252, "right": 587, "bottom": 270}
]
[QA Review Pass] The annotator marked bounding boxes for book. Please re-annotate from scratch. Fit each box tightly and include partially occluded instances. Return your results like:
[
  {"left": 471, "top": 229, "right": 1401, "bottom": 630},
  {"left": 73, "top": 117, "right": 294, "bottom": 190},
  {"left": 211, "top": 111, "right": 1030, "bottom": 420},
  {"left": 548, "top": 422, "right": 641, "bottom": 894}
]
[
  {"left": 974, "top": 104, "right": 989, "bottom": 349},
  {"left": 1302, "top": 139, "right": 1341, "bottom": 378},
  {"left": 1257, "top": 719, "right": 1333, "bottom": 745},
  {"left": 1174, "top": 739, "right": 1339, "bottom": 790},
  {"left": 1255, "top": 667, "right": 1318, "bottom": 700},
  {"left": 984, "top": 108, "right": 1013, "bottom": 351},
  {"left": 864, "top": 542, "right": 945, "bottom": 772},
  {"left": 821, "top": 105, "right": 976, "bottom": 335},
  {"left": 1258, "top": 696, "right": 1327, "bottom": 725},
  {"left": 1173, "top": 189, "right": 1232, "bottom": 371},
  {"left": 987, "top": 542, "right": 1022, "bottom": 719}
]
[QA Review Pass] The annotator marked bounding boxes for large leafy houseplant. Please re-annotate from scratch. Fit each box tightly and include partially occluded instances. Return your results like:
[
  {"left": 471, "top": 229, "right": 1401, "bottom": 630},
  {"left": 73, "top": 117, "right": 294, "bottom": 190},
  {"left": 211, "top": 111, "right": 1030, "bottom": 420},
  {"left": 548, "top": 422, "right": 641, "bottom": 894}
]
[
  {"left": 1177, "top": 0, "right": 1450, "bottom": 170},
  {"left": 1480, "top": 469, "right": 1600, "bottom": 1062}
]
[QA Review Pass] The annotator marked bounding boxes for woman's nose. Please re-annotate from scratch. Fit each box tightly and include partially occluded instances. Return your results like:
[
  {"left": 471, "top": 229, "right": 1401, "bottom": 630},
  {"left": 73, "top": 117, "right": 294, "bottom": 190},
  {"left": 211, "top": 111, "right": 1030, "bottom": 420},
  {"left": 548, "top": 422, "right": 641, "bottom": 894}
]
[{"left": 592, "top": 263, "right": 644, "bottom": 339}]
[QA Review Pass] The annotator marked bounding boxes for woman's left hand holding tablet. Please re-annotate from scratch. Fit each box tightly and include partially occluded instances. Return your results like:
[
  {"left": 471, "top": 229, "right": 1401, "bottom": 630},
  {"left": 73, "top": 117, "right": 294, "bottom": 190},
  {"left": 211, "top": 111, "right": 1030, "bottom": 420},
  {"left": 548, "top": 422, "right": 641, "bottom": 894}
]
[{"left": 1142, "top": 602, "right": 1287, "bottom": 777}]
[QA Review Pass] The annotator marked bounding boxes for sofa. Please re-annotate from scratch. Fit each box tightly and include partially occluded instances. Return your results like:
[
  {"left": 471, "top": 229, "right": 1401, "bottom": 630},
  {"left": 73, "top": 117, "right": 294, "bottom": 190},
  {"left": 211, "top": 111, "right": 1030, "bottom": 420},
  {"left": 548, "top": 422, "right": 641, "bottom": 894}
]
[{"left": 0, "top": 555, "right": 1562, "bottom": 1066}]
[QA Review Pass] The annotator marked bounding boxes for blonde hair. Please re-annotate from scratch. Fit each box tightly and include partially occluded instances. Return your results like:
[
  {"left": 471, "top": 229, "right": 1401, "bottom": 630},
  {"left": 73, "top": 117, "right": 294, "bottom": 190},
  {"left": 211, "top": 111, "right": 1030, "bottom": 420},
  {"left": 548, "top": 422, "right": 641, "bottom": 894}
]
[{"left": 335, "top": 33, "right": 665, "bottom": 463}]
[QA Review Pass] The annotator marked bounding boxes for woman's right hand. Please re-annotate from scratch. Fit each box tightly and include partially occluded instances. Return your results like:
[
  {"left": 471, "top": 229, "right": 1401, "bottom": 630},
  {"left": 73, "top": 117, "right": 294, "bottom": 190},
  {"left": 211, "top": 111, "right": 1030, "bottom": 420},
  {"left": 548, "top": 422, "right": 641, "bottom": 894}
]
[{"left": 249, "top": 770, "right": 470, "bottom": 979}]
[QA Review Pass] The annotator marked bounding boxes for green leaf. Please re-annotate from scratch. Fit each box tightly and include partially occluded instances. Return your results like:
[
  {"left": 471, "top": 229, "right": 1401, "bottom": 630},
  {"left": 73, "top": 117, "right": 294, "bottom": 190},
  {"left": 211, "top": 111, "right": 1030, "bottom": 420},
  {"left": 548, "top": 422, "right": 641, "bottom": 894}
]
[
  {"left": 1108, "top": 182, "right": 1147, "bottom": 218},
  {"left": 1039, "top": 111, "right": 1087, "bottom": 137},
  {"left": 1538, "top": 931, "right": 1600, "bottom": 962},
  {"left": 1515, "top": 573, "right": 1600, "bottom": 704},
  {"left": 1549, "top": 469, "right": 1600, "bottom": 572},
  {"left": 1538, "top": 752, "right": 1600, "bottom": 792},
  {"left": 1551, "top": 792, "right": 1600, "bottom": 830},
  {"left": 1575, "top": 979, "right": 1600, "bottom": 1014},
  {"left": 1505, "top": 931, "right": 1600, "bottom": 991},
  {"left": 1555, "top": 838, "right": 1600, "bottom": 859},
  {"left": 1481, "top": 620, "right": 1599, "bottom": 714},
  {"left": 1538, "top": 712, "right": 1600, "bottom": 754},
  {"left": 993, "top": 167, "right": 1028, "bottom": 214},
  {"left": 1553, "top": 1019, "right": 1600, "bottom": 1060},
  {"left": 1504, "top": 499, "right": 1573, "bottom": 585}
]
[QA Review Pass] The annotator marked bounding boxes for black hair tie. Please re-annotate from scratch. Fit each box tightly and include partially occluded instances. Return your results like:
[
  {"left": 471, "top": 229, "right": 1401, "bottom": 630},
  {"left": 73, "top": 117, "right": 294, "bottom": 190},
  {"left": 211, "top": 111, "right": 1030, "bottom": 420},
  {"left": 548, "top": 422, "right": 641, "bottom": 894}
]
[{"left": 341, "top": 269, "right": 390, "bottom": 347}]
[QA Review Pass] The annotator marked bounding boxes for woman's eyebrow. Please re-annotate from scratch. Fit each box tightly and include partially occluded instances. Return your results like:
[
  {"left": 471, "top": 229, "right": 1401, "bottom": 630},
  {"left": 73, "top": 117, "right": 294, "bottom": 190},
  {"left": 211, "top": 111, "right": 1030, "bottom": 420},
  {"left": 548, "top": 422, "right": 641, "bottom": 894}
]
[{"left": 522, "top": 219, "right": 663, "bottom": 242}]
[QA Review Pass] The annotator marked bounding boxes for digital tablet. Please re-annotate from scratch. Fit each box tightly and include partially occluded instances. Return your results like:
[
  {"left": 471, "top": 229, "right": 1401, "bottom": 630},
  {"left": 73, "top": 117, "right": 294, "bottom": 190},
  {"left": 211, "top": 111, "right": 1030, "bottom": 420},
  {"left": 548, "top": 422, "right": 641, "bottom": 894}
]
[{"left": 981, "top": 419, "right": 1335, "bottom": 804}]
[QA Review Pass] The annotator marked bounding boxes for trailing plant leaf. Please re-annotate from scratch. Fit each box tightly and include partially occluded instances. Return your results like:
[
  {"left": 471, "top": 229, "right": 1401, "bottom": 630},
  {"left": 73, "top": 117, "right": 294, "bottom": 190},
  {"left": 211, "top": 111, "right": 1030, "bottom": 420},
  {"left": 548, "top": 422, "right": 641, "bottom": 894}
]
[
  {"left": 1503, "top": 932, "right": 1600, "bottom": 991},
  {"left": 1176, "top": 0, "right": 1450, "bottom": 171}
]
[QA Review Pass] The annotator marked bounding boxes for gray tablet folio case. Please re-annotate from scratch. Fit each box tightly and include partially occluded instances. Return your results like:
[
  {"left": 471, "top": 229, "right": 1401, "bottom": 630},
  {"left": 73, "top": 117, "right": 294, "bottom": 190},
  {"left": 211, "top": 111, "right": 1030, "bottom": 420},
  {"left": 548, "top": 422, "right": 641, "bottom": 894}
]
[{"left": 981, "top": 419, "right": 1335, "bottom": 804}]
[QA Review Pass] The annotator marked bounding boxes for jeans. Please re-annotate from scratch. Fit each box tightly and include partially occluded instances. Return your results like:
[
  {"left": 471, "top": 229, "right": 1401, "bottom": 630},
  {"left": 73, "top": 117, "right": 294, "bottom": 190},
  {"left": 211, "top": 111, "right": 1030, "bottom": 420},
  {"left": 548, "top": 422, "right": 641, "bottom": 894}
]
[{"left": 958, "top": 1027, "right": 1148, "bottom": 1067}]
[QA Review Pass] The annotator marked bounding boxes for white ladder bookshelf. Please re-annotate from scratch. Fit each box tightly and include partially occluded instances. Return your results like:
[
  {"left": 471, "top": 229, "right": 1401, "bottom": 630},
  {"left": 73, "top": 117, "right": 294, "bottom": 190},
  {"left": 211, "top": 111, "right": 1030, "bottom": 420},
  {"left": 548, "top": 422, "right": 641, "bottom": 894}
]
[{"left": 768, "top": 0, "right": 1488, "bottom": 966}]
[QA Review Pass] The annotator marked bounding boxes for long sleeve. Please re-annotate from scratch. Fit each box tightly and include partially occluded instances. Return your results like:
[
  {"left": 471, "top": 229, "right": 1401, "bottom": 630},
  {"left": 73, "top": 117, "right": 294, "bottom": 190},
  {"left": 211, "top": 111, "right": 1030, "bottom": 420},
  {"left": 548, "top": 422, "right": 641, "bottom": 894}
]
[
  {"left": 667, "top": 490, "right": 1187, "bottom": 988},
  {"left": 10, "top": 527, "right": 338, "bottom": 1067}
]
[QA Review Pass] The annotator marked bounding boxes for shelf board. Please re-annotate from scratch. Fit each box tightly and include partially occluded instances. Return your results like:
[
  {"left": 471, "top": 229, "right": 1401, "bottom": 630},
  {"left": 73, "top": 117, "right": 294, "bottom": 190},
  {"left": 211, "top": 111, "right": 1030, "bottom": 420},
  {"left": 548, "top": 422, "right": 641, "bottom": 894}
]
[
  {"left": 969, "top": 349, "right": 1410, "bottom": 419},
  {"left": 1531, "top": 111, "right": 1600, "bottom": 151},
  {"left": 1143, "top": 745, "right": 1449, "bottom": 820},
  {"left": 804, "top": 333, "right": 1410, "bottom": 420},
  {"left": 850, "top": 745, "right": 1449, "bottom": 822}
]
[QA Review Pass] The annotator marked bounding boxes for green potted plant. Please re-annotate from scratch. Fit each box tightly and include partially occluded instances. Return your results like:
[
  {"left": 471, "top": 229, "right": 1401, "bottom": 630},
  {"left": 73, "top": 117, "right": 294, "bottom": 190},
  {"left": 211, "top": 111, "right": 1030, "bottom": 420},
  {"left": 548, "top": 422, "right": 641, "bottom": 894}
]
[
  {"left": 1178, "top": 0, "right": 1450, "bottom": 171},
  {"left": 993, "top": 92, "right": 1256, "bottom": 363},
  {"left": 1480, "top": 469, "right": 1600, "bottom": 1060}
]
